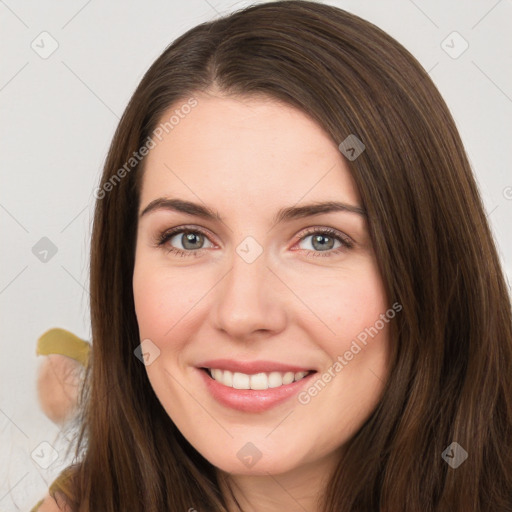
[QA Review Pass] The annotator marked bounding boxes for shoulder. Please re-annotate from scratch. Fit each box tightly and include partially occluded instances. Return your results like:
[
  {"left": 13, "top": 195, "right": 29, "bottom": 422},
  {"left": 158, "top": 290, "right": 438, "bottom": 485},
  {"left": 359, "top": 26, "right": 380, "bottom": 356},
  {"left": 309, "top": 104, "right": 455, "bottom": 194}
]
[
  {"left": 32, "top": 494, "right": 71, "bottom": 512},
  {"left": 32, "top": 464, "right": 79, "bottom": 512}
]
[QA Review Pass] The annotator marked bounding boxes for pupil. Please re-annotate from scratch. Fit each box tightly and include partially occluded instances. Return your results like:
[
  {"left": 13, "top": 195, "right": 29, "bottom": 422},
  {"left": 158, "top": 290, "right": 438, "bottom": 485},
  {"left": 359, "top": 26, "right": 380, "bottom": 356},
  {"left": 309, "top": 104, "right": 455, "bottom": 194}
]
[
  {"left": 183, "top": 232, "right": 202, "bottom": 250},
  {"left": 313, "top": 234, "right": 333, "bottom": 251}
]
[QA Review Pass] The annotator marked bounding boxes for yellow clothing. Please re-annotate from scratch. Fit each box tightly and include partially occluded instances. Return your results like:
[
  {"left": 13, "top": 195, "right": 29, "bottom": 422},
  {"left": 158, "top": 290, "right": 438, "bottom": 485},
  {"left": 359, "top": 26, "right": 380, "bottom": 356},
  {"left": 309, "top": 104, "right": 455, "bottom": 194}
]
[{"left": 36, "top": 328, "right": 91, "bottom": 367}]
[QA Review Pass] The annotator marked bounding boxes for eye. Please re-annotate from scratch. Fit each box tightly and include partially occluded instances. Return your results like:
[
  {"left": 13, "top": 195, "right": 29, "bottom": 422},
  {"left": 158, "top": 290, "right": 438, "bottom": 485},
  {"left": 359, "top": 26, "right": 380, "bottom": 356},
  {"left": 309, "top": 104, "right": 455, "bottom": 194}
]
[
  {"left": 294, "top": 227, "right": 353, "bottom": 258},
  {"left": 156, "top": 226, "right": 353, "bottom": 258},
  {"left": 156, "top": 226, "right": 214, "bottom": 257}
]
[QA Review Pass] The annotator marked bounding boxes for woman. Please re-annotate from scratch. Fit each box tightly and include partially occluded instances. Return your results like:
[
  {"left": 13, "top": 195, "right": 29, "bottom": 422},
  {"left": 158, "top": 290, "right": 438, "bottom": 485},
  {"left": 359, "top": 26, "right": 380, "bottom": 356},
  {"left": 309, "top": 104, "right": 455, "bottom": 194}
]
[{"left": 33, "top": 1, "right": 512, "bottom": 510}]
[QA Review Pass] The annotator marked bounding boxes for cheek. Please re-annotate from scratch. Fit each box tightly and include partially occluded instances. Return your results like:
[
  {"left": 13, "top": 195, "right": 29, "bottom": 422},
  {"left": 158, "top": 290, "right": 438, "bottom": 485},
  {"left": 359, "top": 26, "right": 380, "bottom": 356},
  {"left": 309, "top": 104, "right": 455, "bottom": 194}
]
[
  {"left": 294, "top": 261, "right": 388, "bottom": 339},
  {"left": 340, "top": 281, "right": 388, "bottom": 344},
  {"left": 291, "top": 259, "right": 391, "bottom": 385},
  {"left": 132, "top": 259, "right": 208, "bottom": 345}
]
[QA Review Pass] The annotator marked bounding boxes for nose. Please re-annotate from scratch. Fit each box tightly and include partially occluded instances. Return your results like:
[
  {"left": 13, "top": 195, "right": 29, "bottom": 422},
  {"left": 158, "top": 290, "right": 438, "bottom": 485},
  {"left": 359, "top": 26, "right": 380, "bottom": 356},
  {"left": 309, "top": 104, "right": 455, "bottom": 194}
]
[{"left": 211, "top": 245, "right": 287, "bottom": 341}]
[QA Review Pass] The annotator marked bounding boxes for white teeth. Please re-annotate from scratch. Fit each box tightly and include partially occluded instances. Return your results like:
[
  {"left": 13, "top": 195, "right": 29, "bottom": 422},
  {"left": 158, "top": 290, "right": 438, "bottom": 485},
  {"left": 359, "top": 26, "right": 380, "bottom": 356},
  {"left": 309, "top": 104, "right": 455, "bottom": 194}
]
[
  {"left": 250, "top": 372, "right": 268, "bottom": 390},
  {"left": 207, "top": 368, "right": 310, "bottom": 390},
  {"left": 211, "top": 368, "right": 223, "bottom": 381},
  {"left": 282, "top": 372, "right": 295, "bottom": 385},
  {"left": 268, "top": 371, "right": 284, "bottom": 388},
  {"left": 232, "top": 372, "right": 250, "bottom": 389},
  {"left": 223, "top": 369, "right": 233, "bottom": 387}
]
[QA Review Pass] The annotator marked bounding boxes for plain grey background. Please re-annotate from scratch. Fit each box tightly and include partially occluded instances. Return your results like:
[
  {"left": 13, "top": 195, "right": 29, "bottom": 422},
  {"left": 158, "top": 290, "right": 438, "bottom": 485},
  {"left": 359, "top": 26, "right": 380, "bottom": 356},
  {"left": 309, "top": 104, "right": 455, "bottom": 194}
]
[{"left": 1, "top": 0, "right": 511, "bottom": 510}]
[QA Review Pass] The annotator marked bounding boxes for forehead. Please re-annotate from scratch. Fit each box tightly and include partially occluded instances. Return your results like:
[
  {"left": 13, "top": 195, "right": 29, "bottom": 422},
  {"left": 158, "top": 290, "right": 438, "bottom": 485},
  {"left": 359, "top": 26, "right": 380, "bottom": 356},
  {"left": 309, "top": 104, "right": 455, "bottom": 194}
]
[{"left": 140, "top": 93, "right": 361, "bottom": 213}]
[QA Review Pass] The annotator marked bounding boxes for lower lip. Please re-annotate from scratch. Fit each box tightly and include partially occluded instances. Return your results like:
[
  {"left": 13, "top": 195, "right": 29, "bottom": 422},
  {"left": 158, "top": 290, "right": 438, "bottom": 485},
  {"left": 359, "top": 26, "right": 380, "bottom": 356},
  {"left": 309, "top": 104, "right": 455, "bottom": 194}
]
[{"left": 197, "top": 368, "right": 316, "bottom": 413}]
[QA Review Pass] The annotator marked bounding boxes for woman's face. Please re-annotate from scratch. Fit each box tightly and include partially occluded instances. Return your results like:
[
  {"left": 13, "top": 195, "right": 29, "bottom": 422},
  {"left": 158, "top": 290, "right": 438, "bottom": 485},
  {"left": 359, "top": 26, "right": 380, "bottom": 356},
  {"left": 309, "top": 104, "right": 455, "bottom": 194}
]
[{"left": 133, "top": 92, "right": 393, "bottom": 477}]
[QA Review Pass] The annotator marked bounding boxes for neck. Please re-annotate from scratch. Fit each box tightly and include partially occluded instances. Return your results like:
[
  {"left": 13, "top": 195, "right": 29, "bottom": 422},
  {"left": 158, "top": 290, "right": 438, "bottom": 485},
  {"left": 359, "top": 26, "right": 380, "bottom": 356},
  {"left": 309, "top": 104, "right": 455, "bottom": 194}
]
[{"left": 217, "top": 448, "right": 342, "bottom": 512}]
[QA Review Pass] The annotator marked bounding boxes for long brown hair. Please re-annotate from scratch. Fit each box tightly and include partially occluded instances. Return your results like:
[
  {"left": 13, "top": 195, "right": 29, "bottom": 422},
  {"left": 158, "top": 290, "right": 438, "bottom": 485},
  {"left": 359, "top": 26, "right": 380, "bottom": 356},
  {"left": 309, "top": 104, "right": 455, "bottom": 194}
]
[{"left": 52, "top": 1, "right": 512, "bottom": 510}]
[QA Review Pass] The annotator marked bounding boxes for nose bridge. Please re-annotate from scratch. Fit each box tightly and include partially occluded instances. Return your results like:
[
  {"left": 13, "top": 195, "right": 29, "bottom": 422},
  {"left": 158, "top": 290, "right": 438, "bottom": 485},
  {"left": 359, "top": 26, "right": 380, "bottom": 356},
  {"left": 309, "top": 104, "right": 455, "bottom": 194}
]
[{"left": 212, "top": 237, "right": 286, "bottom": 338}]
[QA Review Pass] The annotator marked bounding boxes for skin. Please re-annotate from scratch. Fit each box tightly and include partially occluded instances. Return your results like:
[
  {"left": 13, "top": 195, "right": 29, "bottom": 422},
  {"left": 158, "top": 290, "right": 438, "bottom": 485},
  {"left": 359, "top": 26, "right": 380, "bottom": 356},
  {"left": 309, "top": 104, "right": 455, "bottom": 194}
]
[
  {"left": 132, "top": 91, "right": 392, "bottom": 511},
  {"left": 36, "top": 354, "right": 83, "bottom": 426},
  {"left": 36, "top": 493, "right": 70, "bottom": 512}
]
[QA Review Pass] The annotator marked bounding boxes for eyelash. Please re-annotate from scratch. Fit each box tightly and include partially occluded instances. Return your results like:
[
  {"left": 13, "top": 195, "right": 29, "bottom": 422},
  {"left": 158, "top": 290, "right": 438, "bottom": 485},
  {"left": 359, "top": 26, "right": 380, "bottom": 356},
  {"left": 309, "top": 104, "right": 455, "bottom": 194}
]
[{"left": 155, "top": 225, "right": 354, "bottom": 259}]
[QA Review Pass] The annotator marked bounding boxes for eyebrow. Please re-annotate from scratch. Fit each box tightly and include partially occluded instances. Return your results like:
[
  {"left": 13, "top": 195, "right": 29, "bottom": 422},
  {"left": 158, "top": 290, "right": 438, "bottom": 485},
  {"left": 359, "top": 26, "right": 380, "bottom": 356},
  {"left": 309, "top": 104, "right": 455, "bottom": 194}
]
[{"left": 139, "top": 198, "right": 367, "bottom": 224}]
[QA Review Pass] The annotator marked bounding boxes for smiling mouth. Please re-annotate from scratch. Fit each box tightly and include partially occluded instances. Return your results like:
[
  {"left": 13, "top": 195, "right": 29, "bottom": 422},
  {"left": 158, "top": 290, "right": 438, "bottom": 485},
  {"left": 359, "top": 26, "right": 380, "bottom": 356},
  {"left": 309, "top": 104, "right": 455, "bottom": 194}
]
[{"left": 201, "top": 367, "right": 316, "bottom": 390}]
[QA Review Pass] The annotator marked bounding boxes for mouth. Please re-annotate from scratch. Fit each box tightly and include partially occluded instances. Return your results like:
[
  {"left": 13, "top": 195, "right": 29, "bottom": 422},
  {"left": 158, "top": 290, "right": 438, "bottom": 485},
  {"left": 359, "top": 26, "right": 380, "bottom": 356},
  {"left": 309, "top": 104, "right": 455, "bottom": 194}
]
[
  {"left": 200, "top": 367, "right": 316, "bottom": 390},
  {"left": 195, "top": 361, "right": 318, "bottom": 413}
]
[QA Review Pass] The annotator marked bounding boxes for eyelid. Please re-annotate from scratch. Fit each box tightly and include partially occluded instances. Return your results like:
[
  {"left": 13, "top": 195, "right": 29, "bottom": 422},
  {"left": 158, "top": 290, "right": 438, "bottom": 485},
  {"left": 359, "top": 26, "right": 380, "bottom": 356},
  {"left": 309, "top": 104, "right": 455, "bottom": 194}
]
[{"left": 155, "top": 225, "right": 217, "bottom": 248}]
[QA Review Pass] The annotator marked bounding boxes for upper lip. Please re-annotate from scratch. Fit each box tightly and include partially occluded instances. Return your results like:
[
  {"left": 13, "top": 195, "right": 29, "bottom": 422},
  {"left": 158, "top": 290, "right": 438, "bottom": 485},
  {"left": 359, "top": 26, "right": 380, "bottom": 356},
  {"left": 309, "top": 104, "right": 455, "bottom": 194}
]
[{"left": 196, "top": 358, "right": 316, "bottom": 374}]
